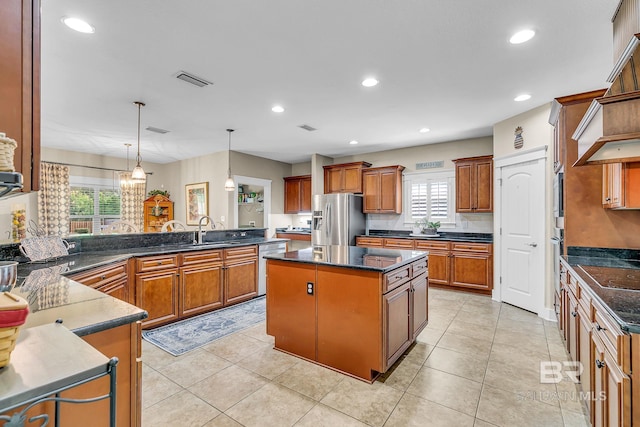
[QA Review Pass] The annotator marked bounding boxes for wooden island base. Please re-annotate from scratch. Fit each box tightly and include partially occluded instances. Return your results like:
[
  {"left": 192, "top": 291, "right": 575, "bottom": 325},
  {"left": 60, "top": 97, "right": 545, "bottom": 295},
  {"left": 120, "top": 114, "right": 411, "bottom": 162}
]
[{"left": 265, "top": 247, "right": 428, "bottom": 382}]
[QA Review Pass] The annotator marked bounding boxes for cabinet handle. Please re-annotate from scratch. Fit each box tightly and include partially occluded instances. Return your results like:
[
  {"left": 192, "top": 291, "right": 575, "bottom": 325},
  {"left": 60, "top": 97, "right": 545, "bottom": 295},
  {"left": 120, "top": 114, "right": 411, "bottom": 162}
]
[
  {"left": 157, "top": 261, "right": 163, "bottom": 265},
  {"left": 605, "top": 197, "right": 611, "bottom": 202},
  {"left": 595, "top": 359, "right": 605, "bottom": 369},
  {"left": 571, "top": 311, "right": 577, "bottom": 318},
  {"left": 595, "top": 323, "right": 606, "bottom": 332},
  {"left": 101, "top": 275, "right": 106, "bottom": 280}
]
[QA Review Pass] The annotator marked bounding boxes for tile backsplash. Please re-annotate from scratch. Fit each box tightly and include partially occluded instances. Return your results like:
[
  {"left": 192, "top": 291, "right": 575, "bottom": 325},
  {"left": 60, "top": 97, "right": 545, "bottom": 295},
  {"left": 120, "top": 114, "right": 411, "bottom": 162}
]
[{"left": 367, "top": 212, "right": 493, "bottom": 234}]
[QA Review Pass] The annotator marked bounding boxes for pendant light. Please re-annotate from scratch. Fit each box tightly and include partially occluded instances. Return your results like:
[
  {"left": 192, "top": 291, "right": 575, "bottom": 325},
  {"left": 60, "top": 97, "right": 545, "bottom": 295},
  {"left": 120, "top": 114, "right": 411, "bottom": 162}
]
[
  {"left": 224, "top": 129, "right": 235, "bottom": 191},
  {"left": 119, "top": 143, "right": 133, "bottom": 188},
  {"left": 131, "top": 101, "right": 146, "bottom": 182}
]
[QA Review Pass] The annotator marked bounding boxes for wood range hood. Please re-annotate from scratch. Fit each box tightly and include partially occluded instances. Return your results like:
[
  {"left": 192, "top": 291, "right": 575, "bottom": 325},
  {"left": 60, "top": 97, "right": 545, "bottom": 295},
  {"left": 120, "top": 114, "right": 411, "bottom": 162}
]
[{"left": 573, "top": 33, "right": 640, "bottom": 166}]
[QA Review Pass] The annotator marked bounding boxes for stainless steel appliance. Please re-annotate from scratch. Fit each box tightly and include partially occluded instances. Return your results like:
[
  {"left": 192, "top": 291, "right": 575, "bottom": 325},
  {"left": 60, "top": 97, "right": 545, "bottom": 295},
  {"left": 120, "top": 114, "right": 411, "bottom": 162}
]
[
  {"left": 553, "top": 172, "right": 564, "bottom": 229},
  {"left": 311, "top": 193, "right": 365, "bottom": 246},
  {"left": 258, "top": 241, "right": 287, "bottom": 296},
  {"left": 551, "top": 227, "right": 564, "bottom": 294}
]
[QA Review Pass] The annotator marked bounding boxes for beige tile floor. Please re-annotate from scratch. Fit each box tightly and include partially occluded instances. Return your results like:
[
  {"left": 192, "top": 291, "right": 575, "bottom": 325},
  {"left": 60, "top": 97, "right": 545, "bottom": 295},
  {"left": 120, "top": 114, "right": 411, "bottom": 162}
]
[{"left": 141, "top": 288, "right": 590, "bottom": 427}]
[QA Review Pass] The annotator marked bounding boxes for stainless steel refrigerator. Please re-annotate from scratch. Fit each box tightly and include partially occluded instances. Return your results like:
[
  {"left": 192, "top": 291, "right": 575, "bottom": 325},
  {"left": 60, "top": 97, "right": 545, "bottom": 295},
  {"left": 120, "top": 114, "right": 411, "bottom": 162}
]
[{"left": 311, "top": 193, "right": 365, "bottom": 246}]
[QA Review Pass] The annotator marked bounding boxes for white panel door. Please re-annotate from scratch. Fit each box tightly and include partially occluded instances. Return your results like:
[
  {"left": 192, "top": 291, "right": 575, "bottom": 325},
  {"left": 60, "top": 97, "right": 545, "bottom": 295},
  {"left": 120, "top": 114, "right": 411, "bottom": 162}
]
[{"left": 500, "top": 159, "right": 545, "bottom": 313}]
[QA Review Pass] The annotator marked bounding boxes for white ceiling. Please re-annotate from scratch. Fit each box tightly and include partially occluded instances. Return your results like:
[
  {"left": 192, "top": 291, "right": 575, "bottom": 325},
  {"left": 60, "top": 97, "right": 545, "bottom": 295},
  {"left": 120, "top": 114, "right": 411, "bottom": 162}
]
[{"left": 41, "top": 0, "right": 618, "bottom": 165}]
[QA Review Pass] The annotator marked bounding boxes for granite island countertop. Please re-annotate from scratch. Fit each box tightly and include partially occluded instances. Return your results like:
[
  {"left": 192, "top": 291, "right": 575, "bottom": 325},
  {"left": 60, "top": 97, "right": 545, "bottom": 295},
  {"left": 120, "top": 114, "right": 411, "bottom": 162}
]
[
  {"left": 562, "top": 247, "right": 640, "bottom": 334},
  {"left": 264, "top": 245, "right": 427, "bottom": 273}
]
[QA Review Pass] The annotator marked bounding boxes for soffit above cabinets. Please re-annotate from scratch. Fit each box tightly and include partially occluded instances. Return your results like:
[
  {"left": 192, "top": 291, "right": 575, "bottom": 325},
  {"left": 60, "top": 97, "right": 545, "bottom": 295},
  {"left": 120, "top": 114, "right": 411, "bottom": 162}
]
[{"left": 574, "top": 33, "right": 640, "bottom": 166}]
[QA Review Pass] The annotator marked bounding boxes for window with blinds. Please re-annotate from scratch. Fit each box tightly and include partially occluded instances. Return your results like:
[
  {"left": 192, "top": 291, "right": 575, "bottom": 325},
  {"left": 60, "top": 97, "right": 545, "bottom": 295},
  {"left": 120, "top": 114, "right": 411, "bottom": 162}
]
[
  {"left": 405, "top": 170, "right": 455, "bottom": 225},
  {"left": 69, "top": 177, "right": 121, "bottom": 234}
]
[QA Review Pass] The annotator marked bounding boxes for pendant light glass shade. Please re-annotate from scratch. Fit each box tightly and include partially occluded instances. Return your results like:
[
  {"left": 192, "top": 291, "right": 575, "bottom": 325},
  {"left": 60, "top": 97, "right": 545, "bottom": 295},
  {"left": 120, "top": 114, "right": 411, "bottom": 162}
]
[
  {"left": 131, "top": 101, "right": 146, "bottom": 183},
  {"left": 225, "top": 129, "right": 235, "bottom": 191},
  {"left": 119, "top": 143, "right": 134, "bottom": 188}
]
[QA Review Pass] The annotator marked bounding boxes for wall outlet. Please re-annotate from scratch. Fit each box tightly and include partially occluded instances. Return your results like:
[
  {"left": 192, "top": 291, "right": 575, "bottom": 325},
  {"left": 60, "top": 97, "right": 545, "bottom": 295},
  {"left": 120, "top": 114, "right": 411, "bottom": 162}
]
[{"left": 220, "top": 216, "right": 225, "bottom": 222}]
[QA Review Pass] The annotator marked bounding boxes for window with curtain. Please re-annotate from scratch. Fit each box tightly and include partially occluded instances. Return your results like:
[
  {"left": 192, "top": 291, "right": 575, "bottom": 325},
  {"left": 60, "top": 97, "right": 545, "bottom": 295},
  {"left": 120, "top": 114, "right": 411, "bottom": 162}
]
[
  {"left": 69, "top": 176, "right": 121, "bottom": 234},
  {"left": 404, "top": 170, "right": 456, "bottom": 225}
]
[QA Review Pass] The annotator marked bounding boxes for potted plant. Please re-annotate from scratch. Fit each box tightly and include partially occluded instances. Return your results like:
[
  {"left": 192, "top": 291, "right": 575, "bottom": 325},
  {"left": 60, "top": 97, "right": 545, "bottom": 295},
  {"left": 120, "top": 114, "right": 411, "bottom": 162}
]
[{"left": 415, "top": 217, "right": 440, "bottom": 235}]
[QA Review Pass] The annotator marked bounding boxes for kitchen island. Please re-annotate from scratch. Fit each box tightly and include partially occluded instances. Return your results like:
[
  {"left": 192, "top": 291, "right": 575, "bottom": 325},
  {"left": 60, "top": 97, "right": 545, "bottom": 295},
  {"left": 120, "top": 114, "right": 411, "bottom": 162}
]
[{"left": 265, "top": 246, "right": 428, "bottom": 382}]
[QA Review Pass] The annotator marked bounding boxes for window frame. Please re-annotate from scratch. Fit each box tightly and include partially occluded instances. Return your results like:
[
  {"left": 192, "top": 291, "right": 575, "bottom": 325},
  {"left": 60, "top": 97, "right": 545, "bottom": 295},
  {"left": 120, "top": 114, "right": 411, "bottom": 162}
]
[
  {"left": 69, "top": 176, "right": 122, "bottom": 234},
  {"left": 403, "top": 169, "right": 456, "bottom": 227}
]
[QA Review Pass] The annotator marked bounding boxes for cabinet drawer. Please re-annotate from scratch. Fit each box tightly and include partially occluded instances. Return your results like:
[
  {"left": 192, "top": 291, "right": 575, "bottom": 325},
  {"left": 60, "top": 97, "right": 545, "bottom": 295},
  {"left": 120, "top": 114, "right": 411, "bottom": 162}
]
[
  {"left": 180, "top": 249, "right": 223, "bottom": 265},
  {"left": 411, "top": 258, "right": 428, "bottom": 277},
  {"left": 69, "top": 262, "right": 127, "bottom": 288},
  {"left": 356, "top": 236, "right": 384, "bottom": 247},
  {"left": 225, "top": 245, "right": 258, "bottom": 260},
  {"left": 136, "top": 254, "right": 179, "bottom": 273},
  {"left": 451, "top": 242, "right": 491, "bottom": 253},
  {"left": 383, "top": 265, "right": 411, "bottom": 292},
  {"left": 383, "top": 238, "right": 414, "bottom": 249},
  {"left": 415, "top": 240, "right": 450, "bottom": 251},
  {"left": 593, "top": 303, "right": 630, "bottom": 372}
]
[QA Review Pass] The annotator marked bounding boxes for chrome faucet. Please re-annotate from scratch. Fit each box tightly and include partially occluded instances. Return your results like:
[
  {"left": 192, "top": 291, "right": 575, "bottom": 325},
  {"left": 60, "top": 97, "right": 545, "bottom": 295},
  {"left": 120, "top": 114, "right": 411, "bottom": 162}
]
[{"left": 196, "top": 215, "right": 215, "bottom": 244}]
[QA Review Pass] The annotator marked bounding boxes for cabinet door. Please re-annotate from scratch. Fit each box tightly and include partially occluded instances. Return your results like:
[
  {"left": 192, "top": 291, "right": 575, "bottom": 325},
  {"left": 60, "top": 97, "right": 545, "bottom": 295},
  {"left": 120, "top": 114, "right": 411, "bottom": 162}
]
[
  {"left": 300, "top": 176, "right": 312, "bottom": 212},
  {"left": 567, "top": 290, "right": 579, "bottom": 361},
  {"left": 411, "top": 273, "right": 428, "bottom": 340},
  {"left": 603, "top": 345, "right": 631, "bottom": 427},
  {"left": 136, "top": 269, "right": 179, "bottom": 328},
  {"left": 456, "top": 162, "right": 473, "bottom": 212},
  {"left": 384, "top": 282, "right": 412, "bottom": 369},
  {"left": 343, "top": 164, "right": 363, "bottom": 193},
  {"left": 603, "top": 163, "right": 624, "bottom": 209},
  {"left": 474, "top": 159, "right": 493, "bottom": 212},
  {"left": 450, "top": 252, "right": 492, "bottom": 291},
  {"left": 325, "top": 168, "right": 343, "bottom": 193},
  {"left": 284, "top": 179, "right": 302, "bottom": 213},
  {"left": 224, "top": 257, "right": 258, "bottom": 306},
  {"left": 180, "top": 262, "right": 224, "bottom": 317},
  {"left": 427, "top": 251, "right": 450, "bottom": 286},
  {"left": 97, "top": 276, "right": 129, "bottom": 303},
  {"left": 578, "top": 306, "right": 592, "bottom": 415},
  {"left": 379, "top": 168, "right": 399, "bottom": 212},
  {"left": 266, "top": 261, "right": 316, "bottom": 360},
  {"left": 592, "top": 331, "right": 606, "bottom": 427},
  {"left": 362, "top": 170, "right": 380, "bottom": 212}
]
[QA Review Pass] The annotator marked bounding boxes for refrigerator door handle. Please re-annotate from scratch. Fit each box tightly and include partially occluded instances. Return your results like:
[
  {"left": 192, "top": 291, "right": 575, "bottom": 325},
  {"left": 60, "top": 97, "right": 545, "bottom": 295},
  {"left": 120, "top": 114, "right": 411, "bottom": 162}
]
[{"left": 326, "top": 203, "right": 331, "bottom": 238}]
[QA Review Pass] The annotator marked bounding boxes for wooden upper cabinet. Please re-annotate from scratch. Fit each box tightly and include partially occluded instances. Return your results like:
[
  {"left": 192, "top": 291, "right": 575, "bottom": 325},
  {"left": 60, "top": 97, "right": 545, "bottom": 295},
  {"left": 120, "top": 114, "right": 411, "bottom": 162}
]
[
  {"left": 453, "top": 155, "right": 493, "bottom": 213},
  {"left": 323, "top": 161, "right": 372, "bottom": 194},
  {"left": 284, "top": 175, "right": 311, "bottom": 213},
  {"left": 602, "top": 162, "right": 640, "bottom": 209},
  {"left": 362, "top": 165, "right": 405, "bottom": 214},
  {"left": 143, "top": 195, "right": 174, "bottom": 232},
  {"left": 0, "top": 0, "right": 41, "bottom": 192}
]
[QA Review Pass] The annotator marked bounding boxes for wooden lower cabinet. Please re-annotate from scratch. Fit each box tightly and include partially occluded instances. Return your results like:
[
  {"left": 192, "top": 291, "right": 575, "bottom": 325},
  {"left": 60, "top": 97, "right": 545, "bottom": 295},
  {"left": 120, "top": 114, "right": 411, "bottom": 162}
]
[
  {"left": 136, "top": 246, "right": 258, "bottom": 329},
  {"left": 578, "top": 303, "right": 593, "bottom": 414},
  {"left": 67, "top": 260, "right": 131, "bottom": 304},
  {"left": 266, "top": 256, "right": 428, "bottom": 382},
  {"left": 59, "top": 322, "right": 142, "bottom": 427},
  {"left": 355, "top": 236, "right": 384, "bottom": 248},
  {"left": 136, "top": 267, "right": 180, "bottom": 328},
  {"left": 592, "top": 331, "right": 631, "bottom": 427}
]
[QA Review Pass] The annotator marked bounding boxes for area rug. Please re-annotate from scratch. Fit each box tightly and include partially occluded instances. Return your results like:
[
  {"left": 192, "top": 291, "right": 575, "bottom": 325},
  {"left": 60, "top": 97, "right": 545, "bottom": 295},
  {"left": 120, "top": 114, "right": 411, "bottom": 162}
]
[{"left": 142, "top": 296, "right": 266, "bottom": 356}]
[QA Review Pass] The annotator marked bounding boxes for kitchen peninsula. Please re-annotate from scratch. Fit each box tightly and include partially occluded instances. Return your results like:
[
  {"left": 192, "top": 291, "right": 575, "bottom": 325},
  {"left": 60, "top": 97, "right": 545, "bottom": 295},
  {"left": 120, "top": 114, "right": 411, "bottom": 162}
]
[{"left": 265, "top": 246, "right": 428, "bottom": 382}]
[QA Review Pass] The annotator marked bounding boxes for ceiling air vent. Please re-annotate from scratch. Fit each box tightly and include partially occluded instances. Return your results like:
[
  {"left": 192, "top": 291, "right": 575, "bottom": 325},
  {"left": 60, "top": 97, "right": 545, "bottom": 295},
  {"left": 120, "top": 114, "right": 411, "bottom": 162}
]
[
  {"left": 146, "top": 126, "right": 169, "bottom": 134},
  {"left": 298, "top": 124, "right": 317, "bottom": 132},
  {"left": 175, "top": 71, "right": 212, "bottom": 87}
]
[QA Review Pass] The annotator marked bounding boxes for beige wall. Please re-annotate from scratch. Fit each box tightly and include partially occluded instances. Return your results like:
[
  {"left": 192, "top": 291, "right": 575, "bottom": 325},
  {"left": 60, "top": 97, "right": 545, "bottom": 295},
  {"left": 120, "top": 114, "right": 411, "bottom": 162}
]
[
  {"left": 492, "top": 103, "right": 553, "bottom": 158},
  {"left": 291, "top": 162, "right": 312, "bottom": 176}
]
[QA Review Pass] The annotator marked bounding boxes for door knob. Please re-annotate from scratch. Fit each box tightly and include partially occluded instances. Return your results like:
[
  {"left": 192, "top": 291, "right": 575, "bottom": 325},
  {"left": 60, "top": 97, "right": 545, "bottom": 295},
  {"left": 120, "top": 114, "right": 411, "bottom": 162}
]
[{"left": 528, "top": 243, "right": 538, "bottom": 247}]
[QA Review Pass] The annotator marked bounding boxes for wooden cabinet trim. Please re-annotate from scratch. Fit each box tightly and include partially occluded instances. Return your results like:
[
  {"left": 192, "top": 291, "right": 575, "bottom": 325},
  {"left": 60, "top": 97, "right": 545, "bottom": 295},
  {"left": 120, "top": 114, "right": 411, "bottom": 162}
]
[
  {"left": 180, "top": 249, "right": 224, "bottom": 265},
  {"left": 224, "top": 245, "right": 258, "bottom": 259},
  {"left": 136, "top": 254, "right": 179, "bottom": 273}
]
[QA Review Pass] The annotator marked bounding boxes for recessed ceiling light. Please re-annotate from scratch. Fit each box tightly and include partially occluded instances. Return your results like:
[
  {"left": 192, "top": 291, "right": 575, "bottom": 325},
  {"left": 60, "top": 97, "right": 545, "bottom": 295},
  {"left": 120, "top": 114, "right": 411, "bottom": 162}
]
[
  {"left": 514, "top": 94, "right": 531, "bottom": 102},
  {"left": 419, "top": 128, "right": 430, "bottom": 133},
  {"left": 62, "top": 17, "right": 95, "bottom": 34},
  {"left": 271, "top": 105, "right": 285, "bottom": 113},
  {"left": 361, "top": 78, "right": 378, "bottom": 87},
  {"left": 349, "top": 140, "right": 359, "bottom": 145},
  {"left": 509, "top": 29, "right": 535, "bottom": 44}
]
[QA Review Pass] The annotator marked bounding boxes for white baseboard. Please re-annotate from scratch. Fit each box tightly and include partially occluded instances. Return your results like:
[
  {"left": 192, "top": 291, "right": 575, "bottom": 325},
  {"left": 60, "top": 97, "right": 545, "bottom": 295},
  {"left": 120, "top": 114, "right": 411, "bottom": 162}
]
[{"left": 539, "top": 307, "right": 557, "bottom": 322}]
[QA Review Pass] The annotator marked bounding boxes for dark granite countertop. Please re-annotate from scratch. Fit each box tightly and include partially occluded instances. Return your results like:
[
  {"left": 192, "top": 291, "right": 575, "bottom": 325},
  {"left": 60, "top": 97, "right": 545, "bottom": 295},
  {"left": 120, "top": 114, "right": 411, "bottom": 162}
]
[
  {"left": 275, "top": 228, "right": 311, "bottom": 234},
  {"left": 264, "top": 245, "right": 427, "bottom": 272},
  {"left": 11, "top": 236, "right": 286, "bottom": 336},
  {"left": 361, "top": 230, "right": 493, "bottom": 243},
  {"left": 562, "top": 247, "right": 640, "bottom": 334}
]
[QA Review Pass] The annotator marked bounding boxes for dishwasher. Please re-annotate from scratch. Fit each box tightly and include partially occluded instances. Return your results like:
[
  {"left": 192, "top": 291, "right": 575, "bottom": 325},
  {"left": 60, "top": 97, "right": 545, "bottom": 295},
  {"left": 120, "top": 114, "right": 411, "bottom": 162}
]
[{"left": 258, "top": 241, "right": 287, "bottom": 296}]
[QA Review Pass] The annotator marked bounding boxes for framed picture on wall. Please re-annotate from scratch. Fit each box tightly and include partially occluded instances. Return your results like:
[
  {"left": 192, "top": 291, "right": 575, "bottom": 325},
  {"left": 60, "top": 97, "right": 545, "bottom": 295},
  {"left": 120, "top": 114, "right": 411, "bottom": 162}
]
[{"left": 185, "top": 182, "right": 209, "bottom": 225}]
